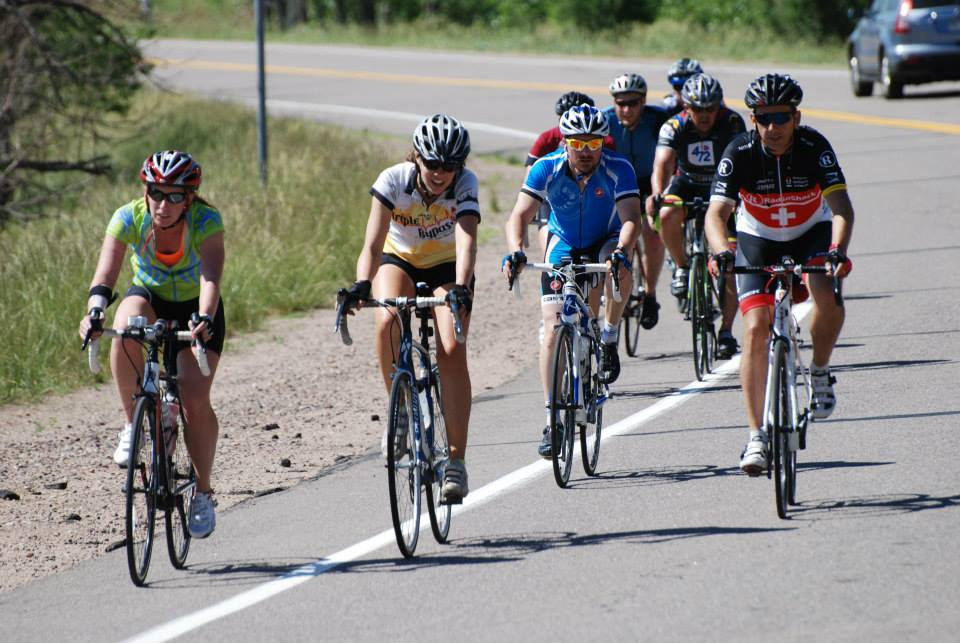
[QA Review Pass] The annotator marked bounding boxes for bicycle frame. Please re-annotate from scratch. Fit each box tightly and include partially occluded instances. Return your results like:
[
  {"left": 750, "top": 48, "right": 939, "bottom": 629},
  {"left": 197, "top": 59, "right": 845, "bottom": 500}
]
[{"left": 763, "top": 275, "right": 808, "bottom": 453}]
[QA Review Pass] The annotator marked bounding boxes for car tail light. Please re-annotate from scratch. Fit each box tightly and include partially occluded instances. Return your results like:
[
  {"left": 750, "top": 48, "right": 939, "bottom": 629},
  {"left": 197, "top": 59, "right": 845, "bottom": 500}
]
[{"left": 895, "top": 0, "right": 913, "bottom": 34}]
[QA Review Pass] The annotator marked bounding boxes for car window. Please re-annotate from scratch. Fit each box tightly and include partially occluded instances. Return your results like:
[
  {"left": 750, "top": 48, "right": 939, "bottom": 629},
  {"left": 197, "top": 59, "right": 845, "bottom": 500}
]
[{"left": 913, "top": 1, "right": 959, "bottom": 7}]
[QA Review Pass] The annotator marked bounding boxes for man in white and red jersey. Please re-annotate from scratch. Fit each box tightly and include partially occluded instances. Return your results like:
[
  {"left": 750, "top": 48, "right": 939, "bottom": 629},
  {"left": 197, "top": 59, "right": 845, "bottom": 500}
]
[{"left": 704, "top": 73, "right": 854, "bottom": 476}]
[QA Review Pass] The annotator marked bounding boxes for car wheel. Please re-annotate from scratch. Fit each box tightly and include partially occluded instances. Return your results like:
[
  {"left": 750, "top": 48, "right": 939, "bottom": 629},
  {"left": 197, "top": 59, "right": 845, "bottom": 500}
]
[
  {"left": 880, "top": 54, "right": 903, "bottom": 99},
  {"left": 849, "top": 54, "right": 873, "bottom": 97}
]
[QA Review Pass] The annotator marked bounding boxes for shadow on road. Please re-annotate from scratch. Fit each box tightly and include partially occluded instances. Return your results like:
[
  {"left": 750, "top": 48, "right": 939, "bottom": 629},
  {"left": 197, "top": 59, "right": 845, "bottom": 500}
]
[
  {"left": 790, "top": 492, "right": 960, "bottom": 520},
  {"left": 831, "top": 358, "right": 952, "bottom": 373},
  {"left": 817, "top": 409, "right": 959, "bottom": 424},
  {"left": 148, "top": 558, "right": 319, "bottom": 589}
]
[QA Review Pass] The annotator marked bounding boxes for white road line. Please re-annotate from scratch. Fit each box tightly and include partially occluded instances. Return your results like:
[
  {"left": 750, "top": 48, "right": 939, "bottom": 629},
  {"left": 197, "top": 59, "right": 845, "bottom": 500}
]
[{"left": 240, "top": 98, "right": 538, "bottom": 141}]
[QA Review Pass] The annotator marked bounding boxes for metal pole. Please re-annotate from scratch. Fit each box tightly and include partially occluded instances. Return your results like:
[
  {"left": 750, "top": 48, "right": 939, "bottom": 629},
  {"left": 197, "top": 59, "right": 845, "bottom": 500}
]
[{"left": 255, "top": 0, "right": 267, "bottom": 188}]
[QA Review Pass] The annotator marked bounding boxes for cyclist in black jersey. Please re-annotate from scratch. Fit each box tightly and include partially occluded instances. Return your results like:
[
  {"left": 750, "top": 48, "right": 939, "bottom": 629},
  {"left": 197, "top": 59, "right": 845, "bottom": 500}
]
[
  {"left": 650, "top": 74, "right": 745, "bottom": 358},
  {"left": 704, "top": 74, "right": 854, "bottom": 476}
]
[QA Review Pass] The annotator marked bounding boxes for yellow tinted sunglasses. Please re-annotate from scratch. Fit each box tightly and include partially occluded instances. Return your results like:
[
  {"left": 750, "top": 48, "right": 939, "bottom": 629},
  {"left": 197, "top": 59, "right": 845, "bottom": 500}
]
[{"left": 565, "top": 137, "right": 603, "bottom": 151}]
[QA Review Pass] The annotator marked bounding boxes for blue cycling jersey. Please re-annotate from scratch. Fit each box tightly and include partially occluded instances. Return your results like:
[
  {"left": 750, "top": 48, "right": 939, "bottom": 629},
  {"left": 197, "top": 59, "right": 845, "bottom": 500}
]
[
  {"left": 602, "top": 105, "right": 668, "bottom": 191},
  {"left": 523, "top": 148, "right": 640, "bottom": 249}
]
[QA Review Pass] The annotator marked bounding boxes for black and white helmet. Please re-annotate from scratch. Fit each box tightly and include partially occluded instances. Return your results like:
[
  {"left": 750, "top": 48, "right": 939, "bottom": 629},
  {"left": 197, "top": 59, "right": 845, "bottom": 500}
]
[
  {"left": 744, "top": 73, "right": 803, "bottom": 110},
  {"left": 412, "top": 114, "right": 471, "bottom": 164},
  {"left": 554, "top": 91, "right": 595, "bottom": 116},
  {"left": 681, "top": 73, "right": 724, "bottom": 108},
  {"left": 667, "top": 58, "right": 703, "bottom": 88},
  {"left": 559, "top": 105, "right": 610, "bottom": 137},
  {"left": 609, "top": 73, "right": 647, "bottom": 97}
]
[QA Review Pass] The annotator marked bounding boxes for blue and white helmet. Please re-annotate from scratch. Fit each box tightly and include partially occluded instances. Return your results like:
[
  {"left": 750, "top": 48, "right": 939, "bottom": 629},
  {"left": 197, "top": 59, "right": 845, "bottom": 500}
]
[
  {"left": 559, "top": 105, "right": 610, "bottom": 137},
  {"left": 412, "top": 114, "right": 471, "bottom": 164}
]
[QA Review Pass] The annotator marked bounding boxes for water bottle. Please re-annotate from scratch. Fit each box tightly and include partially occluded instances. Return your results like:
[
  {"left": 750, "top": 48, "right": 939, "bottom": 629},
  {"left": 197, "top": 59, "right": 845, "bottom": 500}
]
[{"left": 161, "top": 392, "right": 179, "bottom": 457}]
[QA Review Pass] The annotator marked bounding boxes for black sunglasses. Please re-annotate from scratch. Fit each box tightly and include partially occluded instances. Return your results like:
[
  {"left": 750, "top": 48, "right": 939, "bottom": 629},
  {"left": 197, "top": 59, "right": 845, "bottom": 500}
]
[
  {"left": 754, "top": 111, "right": 794, "bottom": 126},
  {"left": 147, "top": 186, "right": 189, "bottom": 204},
  {"left": 421, "top": 158, "right": 462, "bottom": 172},
  {"left": 614, "top": 97, "right": 643, "bottom": 108}
]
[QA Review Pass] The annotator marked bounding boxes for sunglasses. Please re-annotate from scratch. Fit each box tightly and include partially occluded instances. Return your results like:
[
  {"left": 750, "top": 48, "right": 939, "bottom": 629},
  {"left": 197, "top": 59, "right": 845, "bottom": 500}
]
[
  {"left": 669, "top": 76, "right": 687, "bottom": 90},
  {"left": 147, "top": 186, "right": 189, "bottom": 204},
  {"left": 421, "top": 158, "right": 462, "bottom": 172},
  {"left": 754, "top": 111, "right": 795, "bottom": 126},
  {"left": 565, "top": 138, "right": 604, "bottom": 151},
  {"left": 614, "top": 97, "right": 643, "bottom": 108},
  {"left": 690, "top": 104, "right": 719, "bottom": 114}
]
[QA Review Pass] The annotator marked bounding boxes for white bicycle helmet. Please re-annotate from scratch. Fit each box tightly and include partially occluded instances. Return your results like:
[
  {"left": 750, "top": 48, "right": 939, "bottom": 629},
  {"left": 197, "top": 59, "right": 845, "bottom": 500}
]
[
  {"left": 609, "top": 73, "right": 647, "bottom": 97},
  {"left": 412, "top": 114, "right": 471, "bottom": 164},
  {"left": 559, "top": 104, "right": 609, "bottom": 137},
  {"left": 681, "top": 73, "right": 724, "bottom": 108}
]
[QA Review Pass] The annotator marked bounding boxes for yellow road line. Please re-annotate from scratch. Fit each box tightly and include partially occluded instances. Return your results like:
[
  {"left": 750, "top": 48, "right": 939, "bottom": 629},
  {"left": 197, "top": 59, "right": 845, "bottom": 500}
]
[{"left": 150, "top": 57, "right": 960, "bottom": 136}]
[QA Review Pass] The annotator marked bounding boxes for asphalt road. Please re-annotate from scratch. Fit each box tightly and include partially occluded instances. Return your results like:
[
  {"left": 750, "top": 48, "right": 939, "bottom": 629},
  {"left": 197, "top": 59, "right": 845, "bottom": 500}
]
[{"left": 3, "top": 40, "right": 959, "bottom": 642}]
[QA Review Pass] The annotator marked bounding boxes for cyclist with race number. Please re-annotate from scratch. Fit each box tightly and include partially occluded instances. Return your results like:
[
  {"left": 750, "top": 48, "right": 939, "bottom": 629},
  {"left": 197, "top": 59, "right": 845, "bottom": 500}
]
[
  {"left": 503, "top": 104, "right": 641, "bottom": 458},
  {"left": 662, "top": 58, "right": 704, "bottom": 117},
  {"left": 340, "top": 114, "right": 478, "bottom": 503},
  {"left": 650, "top": 73, "right": 745, "bottom": 358},
  {"left": 604, "top": 73, "right": 669, "bottom": 331},
  {"left": 77, "top": 150, "right": 225, "bottom": 538},
  {"left": 704, "top": 74, "right": 854, "bottom": 475}
]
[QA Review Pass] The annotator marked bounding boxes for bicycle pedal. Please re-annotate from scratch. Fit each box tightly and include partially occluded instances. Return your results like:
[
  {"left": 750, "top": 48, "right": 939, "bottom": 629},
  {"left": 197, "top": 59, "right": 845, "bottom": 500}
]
[{"left": 439, "top": 495, "right": 463, "bottom": 506}]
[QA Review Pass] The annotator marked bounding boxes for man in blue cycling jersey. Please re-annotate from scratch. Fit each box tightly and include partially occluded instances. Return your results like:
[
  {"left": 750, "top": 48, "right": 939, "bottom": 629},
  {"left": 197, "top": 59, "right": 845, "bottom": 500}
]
[
  {"left": 503, "top": 105, "right": 642, "bottom": 458},
  {"left": 604, "top": 73, "right": 668, "bottom": 330}
]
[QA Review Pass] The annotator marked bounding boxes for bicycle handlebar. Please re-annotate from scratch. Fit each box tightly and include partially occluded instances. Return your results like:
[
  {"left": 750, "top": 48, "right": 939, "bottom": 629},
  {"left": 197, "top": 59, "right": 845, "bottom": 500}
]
[
  {"left": 726, "top": 261, "right": 843, "bottom": 307},
  {"left": 334, "top": 290, "right": 463, "bottom": 346},
  {"left": 85, "top": 319, "right": 210, "bottom": 376},
  {"left": 510, "top": 261, "right": 621, "bottom": 302}
]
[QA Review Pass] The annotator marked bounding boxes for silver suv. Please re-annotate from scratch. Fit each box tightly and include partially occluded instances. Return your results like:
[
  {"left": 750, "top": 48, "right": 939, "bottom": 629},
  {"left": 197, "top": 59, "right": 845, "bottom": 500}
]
[{"left": 848, "top": 0, "right": 960, "bottom": 98}]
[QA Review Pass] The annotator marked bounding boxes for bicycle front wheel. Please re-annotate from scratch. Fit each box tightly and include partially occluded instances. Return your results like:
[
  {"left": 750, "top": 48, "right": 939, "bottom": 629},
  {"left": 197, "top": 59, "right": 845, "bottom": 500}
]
[
  {"left": 549, "top": 325, "right": 576, "bottom": 488},
  {"left": 770, "top": 341, "right": 793, "bottom": 519},
  {"left": 387, "top": 371, "right": 421, "bottom": 557},
  {"left": 580, "top": 339, "right": 603, "bottom": 476},
  {"left": 126, "top": 396, "right": 158, "bottom": 586},
  {"left": 165, "top": 407, "right": 194, "bottom": 569},
  {"left": 622, "top": 257, "right": 644, "bottom": 357},
  {"left": 424, "top": 364, "right": 452, "bottom": 544},
  {"left": 690, "top": 255, "right": 713, "bottom": 381}
]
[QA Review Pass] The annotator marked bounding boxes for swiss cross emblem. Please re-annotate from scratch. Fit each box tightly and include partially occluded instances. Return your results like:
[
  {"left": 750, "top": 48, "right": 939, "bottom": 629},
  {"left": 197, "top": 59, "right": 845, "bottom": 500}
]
[{"left": 550, "top": 278, "right": 562, "bottom": 292}]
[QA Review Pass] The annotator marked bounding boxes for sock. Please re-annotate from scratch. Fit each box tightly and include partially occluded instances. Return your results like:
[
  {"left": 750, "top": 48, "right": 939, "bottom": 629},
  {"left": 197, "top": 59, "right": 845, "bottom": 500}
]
[
  {"left": 601, "top": 320, "right": 619, "bottom": 344},
  {"left": 545, "top": 404, "right": 551, "bottom": 427},
  {"left": 750, "top": 429, "right": 765, "bottom": 441},
  {"left": 811, "top": 362, "right": 829, "bottom": 374}
]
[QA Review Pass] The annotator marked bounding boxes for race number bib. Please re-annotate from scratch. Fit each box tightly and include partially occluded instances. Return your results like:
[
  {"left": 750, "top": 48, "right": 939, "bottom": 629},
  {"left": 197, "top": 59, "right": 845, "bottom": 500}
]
[{"left": 687, "top": 141, "right": 715, "bottom": 167}]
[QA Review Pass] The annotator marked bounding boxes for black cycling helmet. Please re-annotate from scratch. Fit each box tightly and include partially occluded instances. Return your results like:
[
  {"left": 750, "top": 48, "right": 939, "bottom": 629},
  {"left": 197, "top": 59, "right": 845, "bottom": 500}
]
[
  {"left": 412, "top": 114, "right": 471, "bottom": 164},
  {"left": 744, "top": 73, "right": 803, "bottom": 110},
  {"left": 554, "top": 91, "right": 595, "bottom": 116},
  {"left": 681, "top": 73, "right": 723, "bottom": 109}
]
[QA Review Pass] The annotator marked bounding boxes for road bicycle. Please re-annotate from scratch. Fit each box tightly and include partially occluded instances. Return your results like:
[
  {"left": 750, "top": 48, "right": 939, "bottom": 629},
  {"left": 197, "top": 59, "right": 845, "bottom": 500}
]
[
  {"left": 335, "top": 284, "right": 463, "bottom": 557},
  {"left": 510, "top": 258, "right": 615, "bottom": 487},
  {"left": 725, "top": 258, "right": 839, "bottom": 519},
  {"left": 84, "top": 314, "right": 210, "bottom": 586},
  {"left": 662, "top": 195, "right": 719, "bottom": 381},
  {"left": 619, "top": 243, "right": 646, "bottom": 358}
]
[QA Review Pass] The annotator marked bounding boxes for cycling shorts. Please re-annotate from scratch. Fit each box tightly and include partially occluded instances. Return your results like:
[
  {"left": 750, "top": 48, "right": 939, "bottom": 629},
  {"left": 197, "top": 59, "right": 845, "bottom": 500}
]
[
  {"left": 664, "top": 177, "right": 736, "bottom": 237},
  {"left": 381, "top": 254, "right": 476, "bottom": 298},
  {"left": 124, "top": 285, "right": 225, "bottom": 355},
  {"left": 735, "top": 222, "right": 832, "bottom": 314}
]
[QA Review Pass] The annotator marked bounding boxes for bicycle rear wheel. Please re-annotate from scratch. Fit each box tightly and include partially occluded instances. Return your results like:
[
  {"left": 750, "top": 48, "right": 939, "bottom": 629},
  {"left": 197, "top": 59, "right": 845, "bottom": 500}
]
[
  {"left": 549, "top": 326, "right": 576, "bottom": 488},
  {"left": 580, "top": 339, "right": 603, "bottom": 476},
  {"left": 424, "top": 364, "right": 452, "bottom": 544},
  {"left": 622, "top": 258, "right": 644, "bottom": 357},
  {"left": 165, "top": 405, "right": 194, "bottom": 569},
  {"left": 126, "top": 396, "right": 157, "bottom": 586},
  {"left": 387, "top": 371, "right": 421, "bottom": 557},
  {"left": 770, "top": 341, "right": 793, "bottom": 519},
  {"left": 690, "top": 255, "right": 711, "bottom": 381}
]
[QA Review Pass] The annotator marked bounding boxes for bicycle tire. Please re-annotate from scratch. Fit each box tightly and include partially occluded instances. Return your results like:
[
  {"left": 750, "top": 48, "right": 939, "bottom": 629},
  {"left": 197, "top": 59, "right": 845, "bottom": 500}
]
[
  {"left": 387, "top": 371, "right": 421, "bottom": 557},
  {"left": 771, "top": 341, "right": 792, "bottom": 519},
  {"left": 126, "top": 396, "right": 157, "bottom": 586},
  {"left": 164, "top": 399, "right": 193, "bottom": 569},
  {"left": 549, "top": 325, "right": 576, "bottom": 488},
  {"left": 580, "top": 338, "right": 603, "bottom": 476},
  {"left": 424, "top": 363, "right": 452, "bottom": 544},
  {"left": 690, "top": 255, "right": 709, "bottom": 381},
  {"left": 622, "top": 257, "right": 644, "bottom": 357}
]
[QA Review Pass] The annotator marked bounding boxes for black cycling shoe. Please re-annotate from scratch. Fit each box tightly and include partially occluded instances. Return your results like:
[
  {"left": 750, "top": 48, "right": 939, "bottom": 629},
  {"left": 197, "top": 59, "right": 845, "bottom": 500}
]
[
  {"left": 639, "top": 294, "right": 660, "bottom": 330},
  {"left": 716, "top": 330, "right": 739, "bottom": 360},
  {"left": 537, "top": 427, "right": 552, "bottom": 459},
  {"left": 599, "top": 342, "right": 621, "bottom": 384}
]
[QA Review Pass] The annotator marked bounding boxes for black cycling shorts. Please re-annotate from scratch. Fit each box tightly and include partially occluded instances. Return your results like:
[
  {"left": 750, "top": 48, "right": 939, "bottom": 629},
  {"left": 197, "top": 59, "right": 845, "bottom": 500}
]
[
  {"left": 380, "top": 254, "right": 476, "bottom": 296},
  {"left": 124, "top": 286, "right": 226, "bottom": 355},
  {"left": 664, "top": 177, "right": 736, "bottom": 237},
  {"left": 735, "top": 222, "right": 832, "bottom": 313}
]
